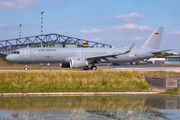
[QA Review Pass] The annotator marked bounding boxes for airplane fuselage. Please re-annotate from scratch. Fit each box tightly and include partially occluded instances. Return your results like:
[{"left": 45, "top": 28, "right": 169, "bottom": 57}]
[{"left": 6, "top": 47, "right": 157, "bottom": 64}]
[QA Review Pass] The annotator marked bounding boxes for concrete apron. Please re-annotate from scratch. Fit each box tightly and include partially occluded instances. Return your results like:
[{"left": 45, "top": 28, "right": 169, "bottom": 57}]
[{"left": 0, "top": 92, "right": 160, "bottom": 96}]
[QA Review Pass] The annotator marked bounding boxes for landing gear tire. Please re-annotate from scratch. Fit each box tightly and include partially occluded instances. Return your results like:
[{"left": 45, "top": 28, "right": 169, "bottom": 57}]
[
  {"left": 83, "top": 66, "right": 89, "bottom": 70},
  {"left": 91, "top": 66, "right": 97, "bottom": 70},
  {"left": 24, "top": 64, "right": 28, "bottom": 71}
]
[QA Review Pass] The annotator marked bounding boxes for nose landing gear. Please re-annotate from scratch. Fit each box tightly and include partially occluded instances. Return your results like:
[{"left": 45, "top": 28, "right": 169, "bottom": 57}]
[{"left": 24, "top": 64, "right": 28, "bottom": 70}]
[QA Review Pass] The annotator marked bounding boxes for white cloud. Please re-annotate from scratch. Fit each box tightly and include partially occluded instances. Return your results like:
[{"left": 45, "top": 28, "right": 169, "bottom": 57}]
[
  {"left": 91, "top": 29, "right": 101, "bottom": 33},
  {"left": 52, "top": 31, "right": 67, "bottom": 34},
  {"left": 0, "top": 0, "right": 38, "bottom": 9},
  {"left": 90, "top": 38, "right": 100, "bottom": 41},
  {"left": 115, "top": 13, "right": 145, "bottom": 22},
  {"left": 79, "top": 29, "right": 101, "bottom": 34},
  {"left": 0, "top": 23, "right": 10, "bottom": 28},
  {"left": 0, "top": 23, "right": 18, "bottom": 31},
  {"left": 65, "top": 16, "right": 75, "bottom": 19},
  {"left": 69, "top": 0, "right": 81, "bottom": 1},
  {"left": 79, "top": 30, "right": 91, "bottom": 34},
  {"left": 48, "top": 0, "right": 81, "bottom": 3},
  {"left": 79, "top": 24, "right": 151, "bottom": 35},
  {"left": 168, "top": 31, "right": 180, "bottom": 36},
  {"left": 163, "top": 31, "right": 180, "bottom": 40},
  {"left": 111, "top": 24, "right": 151, "bottom": 31},
  {"left": 130, "top": 37, "right": 145, "bottom": 41}
]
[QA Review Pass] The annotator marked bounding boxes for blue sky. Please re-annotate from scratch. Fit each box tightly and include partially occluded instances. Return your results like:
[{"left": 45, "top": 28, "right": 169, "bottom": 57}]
[{"left": 0, "top": 0, "right": 180, "bottom": 53}]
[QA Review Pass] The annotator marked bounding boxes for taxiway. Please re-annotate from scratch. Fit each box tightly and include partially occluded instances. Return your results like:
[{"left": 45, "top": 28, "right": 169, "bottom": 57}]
[
  {"left": 106, "top": 64, "right": 180, "bottom": 71},
  {"left": 0, "top": 64, "right": 180, "bottom": 71}
]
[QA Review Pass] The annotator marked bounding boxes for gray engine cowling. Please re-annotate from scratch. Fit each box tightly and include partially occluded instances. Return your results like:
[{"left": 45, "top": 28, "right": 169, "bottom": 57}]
[{"left": 70, "top": 58, "right": 88, "bottom": 68}]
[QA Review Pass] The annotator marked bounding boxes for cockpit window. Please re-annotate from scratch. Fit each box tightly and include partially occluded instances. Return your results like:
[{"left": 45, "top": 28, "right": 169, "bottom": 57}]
[{"left": 12, "top": 51, "right": 20, "bottom": 54}]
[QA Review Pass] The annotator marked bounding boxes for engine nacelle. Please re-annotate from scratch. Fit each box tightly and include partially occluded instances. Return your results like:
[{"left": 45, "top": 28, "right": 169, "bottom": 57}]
[{"left": 70, "top": 58, "right": 88, "bottom": 68}]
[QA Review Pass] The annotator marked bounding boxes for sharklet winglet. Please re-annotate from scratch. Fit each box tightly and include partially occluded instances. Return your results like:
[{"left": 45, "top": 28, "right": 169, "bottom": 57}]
[{"left": 125, "top": 43, "right": 135, "bottom": 53}]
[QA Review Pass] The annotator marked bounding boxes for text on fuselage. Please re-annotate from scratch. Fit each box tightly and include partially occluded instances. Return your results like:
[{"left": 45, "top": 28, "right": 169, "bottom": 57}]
[{"left": 39, "top": 49, "right": 57, "bottom": 52}]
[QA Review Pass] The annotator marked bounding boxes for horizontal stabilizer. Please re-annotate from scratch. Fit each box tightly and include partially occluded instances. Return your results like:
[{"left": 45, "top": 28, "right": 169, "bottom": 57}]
[{"left": 152, "top": 49, "right": 172, "bottom": 54}]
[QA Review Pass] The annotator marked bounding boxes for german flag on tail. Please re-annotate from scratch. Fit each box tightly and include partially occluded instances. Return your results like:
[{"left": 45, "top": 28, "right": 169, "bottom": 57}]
[{"left": 155, "top": 33, "right": 159, "bottom": 36}]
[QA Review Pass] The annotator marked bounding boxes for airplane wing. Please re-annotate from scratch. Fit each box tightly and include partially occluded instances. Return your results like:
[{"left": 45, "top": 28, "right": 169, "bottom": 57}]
[
  {"left": 152, "top": 49, "right": 172, "bottom": 54},
  {"left": 85, "top": 43, "right": 135, "bottom": 62}
]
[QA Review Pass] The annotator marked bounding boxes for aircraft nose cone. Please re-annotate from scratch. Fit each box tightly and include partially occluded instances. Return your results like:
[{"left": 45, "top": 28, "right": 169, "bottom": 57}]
[
  {"left": 6, "top": 55, "right": 10, "bottom": 61},
  {"left": 6, "top": 55, "right": 12, "bottom": 61}
]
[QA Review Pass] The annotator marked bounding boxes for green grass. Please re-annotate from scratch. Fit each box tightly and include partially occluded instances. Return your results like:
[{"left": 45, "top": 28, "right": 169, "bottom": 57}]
[
  {"left": 0, "top": 71, "right": 150, "bottom": 93},
  {"left": 160, "top": 87, "right": 180, "bottom": 94}
]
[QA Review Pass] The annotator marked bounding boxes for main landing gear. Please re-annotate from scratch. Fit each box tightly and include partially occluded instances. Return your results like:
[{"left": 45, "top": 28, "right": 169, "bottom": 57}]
[
  {"left": 24, "top": 64, "right": 28, "bottom": 70},
  {"left": 83, "top": 65, "right": 97, "bottom": 70},
  {"left": 83, "top": 66, "right": 89, "bottom": 70},
  {"left": 91, "top": 66, "right": 97, "bottom": 70}
]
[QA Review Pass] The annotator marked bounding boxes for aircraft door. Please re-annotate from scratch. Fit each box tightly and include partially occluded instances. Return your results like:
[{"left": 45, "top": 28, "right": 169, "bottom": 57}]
[
  {"left": 107, "top": 50, "right": 111, "bottom": 54},
  {"left": 78, "top": 50, "right": 81, "bottom": 56},
  {"left": 140, "top": 49, "right": 145, "bottom": 57},
  {"left": 24, "top": 49, "right": 29, "bottom": 57}
]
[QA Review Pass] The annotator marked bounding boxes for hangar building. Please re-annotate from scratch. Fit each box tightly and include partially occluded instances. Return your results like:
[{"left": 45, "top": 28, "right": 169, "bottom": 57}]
[
  {"left": 148, "top": 56, "right": 180, "bottom": 64},
  {"left": 165, "top": 56, "right": 180, "bottom": 64},
  {"left": 148, "top": 58, "right": 165, "bottom": 64},
  {"left": 0, "top": 33, "right": 112, "bottom": 55}
]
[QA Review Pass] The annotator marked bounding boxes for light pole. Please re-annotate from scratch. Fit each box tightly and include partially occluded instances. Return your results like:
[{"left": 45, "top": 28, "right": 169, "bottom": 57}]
[
  {"left": 19, "top": 24, "right": 22, "bottom": 47},
  {"left": 41, "top": 11, "right": 44, "bottom": 47}
]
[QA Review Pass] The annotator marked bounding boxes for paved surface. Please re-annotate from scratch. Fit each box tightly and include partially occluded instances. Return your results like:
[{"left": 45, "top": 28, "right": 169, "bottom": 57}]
[
  {"left": 0, "top": 92, "right": 160, "bottom": 96},
  {"left": 0, "top": 65, "right": 180, "bottom": 71},
  {"left": 102, "top": 64, "right": 180, "bottom": 71}
]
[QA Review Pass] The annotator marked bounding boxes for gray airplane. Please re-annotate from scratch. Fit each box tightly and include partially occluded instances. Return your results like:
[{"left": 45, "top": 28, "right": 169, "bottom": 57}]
[{"left": 6, "top": 27, "right": 171, "bottom": 70}]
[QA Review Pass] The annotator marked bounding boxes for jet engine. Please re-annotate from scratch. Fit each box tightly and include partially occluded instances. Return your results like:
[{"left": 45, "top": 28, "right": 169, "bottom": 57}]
[{"left": 70, "top": 58, "right": 88, "bottom": 68}]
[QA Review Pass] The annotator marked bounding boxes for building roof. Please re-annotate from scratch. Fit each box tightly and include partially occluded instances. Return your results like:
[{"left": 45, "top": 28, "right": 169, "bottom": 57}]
[
  {"left": 165, "top": 56, "right": 180, "bottom": 58},
  {"left": 148, "top": 58, "right": 165, "bottom": 61}
]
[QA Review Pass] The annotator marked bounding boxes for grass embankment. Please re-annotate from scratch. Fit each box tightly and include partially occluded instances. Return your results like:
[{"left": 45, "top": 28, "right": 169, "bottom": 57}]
[
  {"left": 0, "top": 53, "right": 113, "bottom": 70},
  {"left": 0, "top": 71, "right": 150, "bottom": 93},
  {"left": 160, "top": 88, "right": 180, "bottom": 94}
]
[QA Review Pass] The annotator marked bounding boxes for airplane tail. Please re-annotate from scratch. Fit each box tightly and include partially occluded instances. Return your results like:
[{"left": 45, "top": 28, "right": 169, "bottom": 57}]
[{"left": 141, "top": 27, "right": 164, "bottom": 49}]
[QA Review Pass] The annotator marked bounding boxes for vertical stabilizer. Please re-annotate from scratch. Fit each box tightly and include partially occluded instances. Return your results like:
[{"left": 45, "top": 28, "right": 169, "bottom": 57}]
[{"left": 141, "top": 27, "right": 164, "bottom": 49}]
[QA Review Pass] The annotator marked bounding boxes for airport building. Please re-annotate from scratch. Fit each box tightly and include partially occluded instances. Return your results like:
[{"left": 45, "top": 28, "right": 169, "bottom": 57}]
[
  {"left": 148, "top": 56, "right": 180, "bottom": 64},
  {"left": 147, "top": 58, "right": 165, "bottom": 64},
  {"left": 165, "top": 56, "right": 180, "bottom": 64}
]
